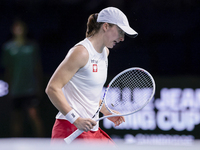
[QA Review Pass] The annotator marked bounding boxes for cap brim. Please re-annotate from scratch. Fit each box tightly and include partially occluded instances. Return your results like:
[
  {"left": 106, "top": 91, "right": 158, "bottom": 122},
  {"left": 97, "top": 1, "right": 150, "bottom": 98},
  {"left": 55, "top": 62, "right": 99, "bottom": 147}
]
[{"left": 118, "top": 25, "right": 138, "bottom": 38}]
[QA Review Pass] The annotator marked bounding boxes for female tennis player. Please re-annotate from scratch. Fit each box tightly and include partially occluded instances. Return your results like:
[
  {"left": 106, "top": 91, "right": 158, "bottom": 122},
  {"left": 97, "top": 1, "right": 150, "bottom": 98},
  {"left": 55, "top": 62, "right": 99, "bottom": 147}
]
[{"left": 45, "top": 7, "right": 138, "bottom": 143}]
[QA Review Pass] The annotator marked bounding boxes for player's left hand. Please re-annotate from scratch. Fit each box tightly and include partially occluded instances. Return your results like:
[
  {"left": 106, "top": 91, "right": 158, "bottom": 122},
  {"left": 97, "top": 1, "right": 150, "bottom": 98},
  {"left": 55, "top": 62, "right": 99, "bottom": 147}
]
[{"left": 106, "top": 110, "right": 125, "bottom": 127}]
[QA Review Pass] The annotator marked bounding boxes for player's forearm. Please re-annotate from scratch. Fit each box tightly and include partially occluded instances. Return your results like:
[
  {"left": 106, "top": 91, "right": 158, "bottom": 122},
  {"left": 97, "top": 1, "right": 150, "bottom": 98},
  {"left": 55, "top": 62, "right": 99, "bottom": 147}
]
[{"left": 45, "top": 85, "right": 72, "bottom": 116}]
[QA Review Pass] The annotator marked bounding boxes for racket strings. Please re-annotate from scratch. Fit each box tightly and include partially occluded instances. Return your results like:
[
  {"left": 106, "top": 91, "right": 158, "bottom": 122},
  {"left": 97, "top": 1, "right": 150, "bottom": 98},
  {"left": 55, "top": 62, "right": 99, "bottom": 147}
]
[{"left": 105, "top": 69, "right": 154, "bottom": 114}]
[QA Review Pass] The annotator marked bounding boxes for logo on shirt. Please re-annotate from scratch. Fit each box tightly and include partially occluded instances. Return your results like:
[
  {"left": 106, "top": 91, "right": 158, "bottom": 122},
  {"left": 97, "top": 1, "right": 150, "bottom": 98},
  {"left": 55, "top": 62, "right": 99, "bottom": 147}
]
[
  {"left": 93, "top": 64, "right": 98, "bottom": 72},
  {"left": 91, "top": 59, "right": 98, "bottom": 64}
]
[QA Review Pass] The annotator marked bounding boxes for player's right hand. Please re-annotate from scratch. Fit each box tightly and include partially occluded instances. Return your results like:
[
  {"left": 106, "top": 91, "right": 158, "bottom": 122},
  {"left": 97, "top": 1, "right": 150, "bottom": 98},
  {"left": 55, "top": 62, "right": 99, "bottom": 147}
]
[{"left": 73, "top": 117, "right": 97, "bottom": 132}]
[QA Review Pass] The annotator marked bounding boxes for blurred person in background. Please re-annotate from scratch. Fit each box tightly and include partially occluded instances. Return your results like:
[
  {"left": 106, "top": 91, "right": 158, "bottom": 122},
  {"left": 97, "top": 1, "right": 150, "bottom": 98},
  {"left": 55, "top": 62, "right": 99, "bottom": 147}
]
[{"left": 1, "top": 19, "right": 44, "bottom": 137}]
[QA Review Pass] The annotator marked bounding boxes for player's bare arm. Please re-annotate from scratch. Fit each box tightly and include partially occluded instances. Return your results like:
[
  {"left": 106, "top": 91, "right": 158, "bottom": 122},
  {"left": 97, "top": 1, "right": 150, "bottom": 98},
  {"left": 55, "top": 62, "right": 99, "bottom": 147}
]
[{"left": 45, "top": 45, "right": 96, "bottom": 131}]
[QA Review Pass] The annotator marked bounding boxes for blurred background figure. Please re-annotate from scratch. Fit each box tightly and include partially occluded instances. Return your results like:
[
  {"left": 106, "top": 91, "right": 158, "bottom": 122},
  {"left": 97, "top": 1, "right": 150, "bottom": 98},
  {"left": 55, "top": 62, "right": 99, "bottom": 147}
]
[{"left": 1, "top": 19, "right": 44, "bottom": 137}]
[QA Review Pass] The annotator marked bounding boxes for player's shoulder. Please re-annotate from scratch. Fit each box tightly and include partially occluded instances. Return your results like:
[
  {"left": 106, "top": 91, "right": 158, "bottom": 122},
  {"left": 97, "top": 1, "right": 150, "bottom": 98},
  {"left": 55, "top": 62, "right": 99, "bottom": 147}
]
[
  {"left": 66, "top": 45, "right": 89, "bottom": 66},
  {"left": 70, "top": 45, "right": 89, "bottom": 58}
]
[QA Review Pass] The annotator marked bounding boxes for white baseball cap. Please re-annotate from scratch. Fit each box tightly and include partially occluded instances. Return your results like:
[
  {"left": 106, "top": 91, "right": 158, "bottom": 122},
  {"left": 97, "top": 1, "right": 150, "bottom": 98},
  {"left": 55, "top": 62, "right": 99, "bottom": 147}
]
[{"left": 97, "top": 7, "right": 138, "bottom": 38}]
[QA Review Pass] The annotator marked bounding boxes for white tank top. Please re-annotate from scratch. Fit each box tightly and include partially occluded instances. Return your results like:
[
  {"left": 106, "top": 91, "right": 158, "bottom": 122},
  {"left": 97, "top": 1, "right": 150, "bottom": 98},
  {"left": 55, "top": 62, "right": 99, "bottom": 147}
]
[{"left": 56, "top": 38, "right": 108, "bottom": 131}]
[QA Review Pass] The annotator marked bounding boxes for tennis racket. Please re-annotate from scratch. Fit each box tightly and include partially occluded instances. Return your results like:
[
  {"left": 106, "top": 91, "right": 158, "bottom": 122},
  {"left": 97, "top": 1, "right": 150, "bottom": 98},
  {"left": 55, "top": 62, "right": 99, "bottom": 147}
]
[{"left": 64, "top": 67, "right": 155, "bottom": 144}]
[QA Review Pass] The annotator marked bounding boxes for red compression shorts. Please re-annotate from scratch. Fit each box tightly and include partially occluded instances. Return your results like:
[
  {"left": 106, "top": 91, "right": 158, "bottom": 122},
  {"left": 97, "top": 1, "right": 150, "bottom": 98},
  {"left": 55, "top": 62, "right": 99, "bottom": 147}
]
[{"left": 51, "top": 119, "right": 114, "bottom": 144}]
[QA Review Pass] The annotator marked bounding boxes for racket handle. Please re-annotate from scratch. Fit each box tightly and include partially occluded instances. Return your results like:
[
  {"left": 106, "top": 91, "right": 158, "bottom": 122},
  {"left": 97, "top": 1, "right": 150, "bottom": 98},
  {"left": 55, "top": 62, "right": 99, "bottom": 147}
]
[{"left": 64, "top": 129, "right": 84, "bottom": 144}]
